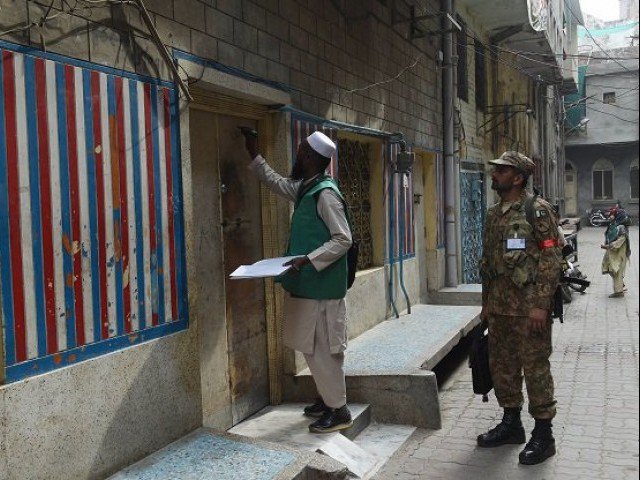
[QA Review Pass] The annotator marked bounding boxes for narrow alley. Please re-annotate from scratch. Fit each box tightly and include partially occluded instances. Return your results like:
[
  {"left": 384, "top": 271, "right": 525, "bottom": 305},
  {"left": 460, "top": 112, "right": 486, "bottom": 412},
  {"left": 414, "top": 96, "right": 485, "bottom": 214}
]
[{"left": 376, "top": 225, "right": 639, "bottom": 480}]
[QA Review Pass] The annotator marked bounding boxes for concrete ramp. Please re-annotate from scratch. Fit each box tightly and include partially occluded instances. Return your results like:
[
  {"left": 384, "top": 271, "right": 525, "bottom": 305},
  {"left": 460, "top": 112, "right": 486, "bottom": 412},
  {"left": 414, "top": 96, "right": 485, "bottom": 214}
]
[
  {"left": 285, "top": 304, "right": 481, "bottom": 429},
  {"left": 427, "top": 284, "right": 482, "bottom": 305}
]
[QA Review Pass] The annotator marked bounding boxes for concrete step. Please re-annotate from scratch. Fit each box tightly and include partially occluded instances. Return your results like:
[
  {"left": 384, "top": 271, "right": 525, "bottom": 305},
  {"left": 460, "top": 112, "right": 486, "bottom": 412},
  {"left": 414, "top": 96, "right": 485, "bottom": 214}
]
[
  {"left": 108, "top": 428, "right": 351, "bottom": 480},
  {"left": 427, "top": 283, "right": 482, "bottom": 305},
  {"left": 284, "top": 304, "right": 481, "bottom": 429},
  {"left": 229, "top": 403, "right": 374, "bottom": 478},
  {"left": 228, "top": 403, "right": 415, "bottom": 479},
  {"left": 352, "top": 422, "right": 416, "bottom": 479}
]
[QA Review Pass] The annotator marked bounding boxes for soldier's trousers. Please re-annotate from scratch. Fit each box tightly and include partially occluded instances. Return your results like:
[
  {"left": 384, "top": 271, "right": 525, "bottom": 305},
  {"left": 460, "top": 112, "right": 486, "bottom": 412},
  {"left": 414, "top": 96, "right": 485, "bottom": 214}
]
[{"left": 488, "top": 314, "right": 557, "bottom": 419}]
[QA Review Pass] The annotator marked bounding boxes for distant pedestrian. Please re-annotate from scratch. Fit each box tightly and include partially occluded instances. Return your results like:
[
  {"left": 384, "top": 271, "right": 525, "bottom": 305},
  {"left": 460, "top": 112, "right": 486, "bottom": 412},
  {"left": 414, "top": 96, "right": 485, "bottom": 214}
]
[
  {"left": 601, "top": 208, "right": 631, "bottom": 298},
  {"left": 478, "top": 151, "right": 563, "bottom": 465}
]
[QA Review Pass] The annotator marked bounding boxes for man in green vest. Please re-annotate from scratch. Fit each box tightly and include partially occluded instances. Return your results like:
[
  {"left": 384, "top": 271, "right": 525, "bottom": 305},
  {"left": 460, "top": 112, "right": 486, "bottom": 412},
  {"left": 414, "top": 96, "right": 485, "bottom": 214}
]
[{"left": 242, "top": 129, "right": 353, "bottom": 433}]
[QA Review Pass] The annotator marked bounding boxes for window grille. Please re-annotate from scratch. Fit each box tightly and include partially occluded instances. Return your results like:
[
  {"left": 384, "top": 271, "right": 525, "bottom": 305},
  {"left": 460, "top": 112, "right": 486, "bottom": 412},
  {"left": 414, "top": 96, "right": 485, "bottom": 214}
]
[
  {"left": 336, "top": 139, "right": 373, "bottom": 270},
  {"left": 474, "top": 40, "right": 486, "bottom": 111},
  {"left": 456, "top": 15, "right": 469, "bottom": 102}
]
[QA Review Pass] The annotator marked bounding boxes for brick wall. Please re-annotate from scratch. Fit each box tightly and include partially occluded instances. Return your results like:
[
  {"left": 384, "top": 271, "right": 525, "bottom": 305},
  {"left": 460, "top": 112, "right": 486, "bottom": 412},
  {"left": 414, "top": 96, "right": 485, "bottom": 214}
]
[
  {"left": 0, "top": 0, "right": 443, "bottom": 150},
  {"left": 454, "top": 5, "right": 493, "bottom": 163}
]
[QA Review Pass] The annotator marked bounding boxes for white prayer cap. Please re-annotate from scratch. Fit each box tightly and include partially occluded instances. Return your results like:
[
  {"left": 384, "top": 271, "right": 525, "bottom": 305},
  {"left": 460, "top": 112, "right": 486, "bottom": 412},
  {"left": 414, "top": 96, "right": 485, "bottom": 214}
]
[{"left": 307, "top": 131, "right": 336, "bottom": 159}]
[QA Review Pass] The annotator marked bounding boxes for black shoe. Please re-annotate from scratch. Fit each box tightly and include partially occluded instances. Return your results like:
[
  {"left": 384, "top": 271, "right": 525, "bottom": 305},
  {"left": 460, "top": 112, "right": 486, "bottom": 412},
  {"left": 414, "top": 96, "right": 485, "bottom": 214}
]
[
  {"left": 477, "top": 408, "right": 526, "bottom": 448},
  {"left": 303, "top": 398, "right": 329, "bottom": 418},
  {"left": 519, "top": 436, "right": 556, "bottom": 465},
  {"left": 519, "top": 420, "right": 556, "bottom": 465},
  {"left": 308, "top": 405, "right": 353, "bottom": 433}
]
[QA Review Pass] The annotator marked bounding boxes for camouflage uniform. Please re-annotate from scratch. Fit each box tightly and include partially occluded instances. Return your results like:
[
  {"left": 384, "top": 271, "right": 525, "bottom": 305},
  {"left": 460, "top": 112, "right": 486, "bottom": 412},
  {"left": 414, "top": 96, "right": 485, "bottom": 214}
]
[{"left": 480, "top": 186, "right": 562, "bottom": 420}]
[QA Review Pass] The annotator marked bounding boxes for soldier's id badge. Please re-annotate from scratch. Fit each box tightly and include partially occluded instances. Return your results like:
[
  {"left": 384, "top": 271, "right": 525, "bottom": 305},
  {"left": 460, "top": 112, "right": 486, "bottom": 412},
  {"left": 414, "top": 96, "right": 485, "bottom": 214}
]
[{"left": 506, "top": 238, "right": 526, "bottom": 250}]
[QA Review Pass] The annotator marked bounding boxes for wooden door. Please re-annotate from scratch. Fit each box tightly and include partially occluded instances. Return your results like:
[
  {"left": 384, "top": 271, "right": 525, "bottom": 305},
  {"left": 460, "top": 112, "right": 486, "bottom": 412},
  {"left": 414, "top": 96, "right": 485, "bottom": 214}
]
[
  {"left": 216, "top": 115, "right": 269, "bottom": 425},
  {"left": 565, "top": 163, "right": 578, "bottom": 216}
]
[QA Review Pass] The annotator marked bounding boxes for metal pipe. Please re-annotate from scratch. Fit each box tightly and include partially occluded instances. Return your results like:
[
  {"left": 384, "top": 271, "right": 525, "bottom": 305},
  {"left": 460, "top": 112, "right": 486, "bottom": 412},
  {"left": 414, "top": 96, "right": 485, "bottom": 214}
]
[
  {"left": 133, "top": 0, "right": 193, "bottom": 102},
  {"left": 388, "top": 170, "right": 399, "bottom": 318},
  {"left": 442, "top": 0, "right": 459, "bottom": 286},
  {"left": 397, "top": 173, "right": 411, "bottom": 314}
]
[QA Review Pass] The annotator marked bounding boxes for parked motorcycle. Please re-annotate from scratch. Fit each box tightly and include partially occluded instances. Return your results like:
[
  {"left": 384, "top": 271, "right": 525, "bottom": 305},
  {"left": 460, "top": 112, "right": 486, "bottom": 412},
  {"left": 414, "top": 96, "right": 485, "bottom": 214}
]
[
  {"left": 560, "top": 242, "right": 590, "bottom": 303},
  {"left": 588, "top": 208, "right": 610, "bottom": 227}
]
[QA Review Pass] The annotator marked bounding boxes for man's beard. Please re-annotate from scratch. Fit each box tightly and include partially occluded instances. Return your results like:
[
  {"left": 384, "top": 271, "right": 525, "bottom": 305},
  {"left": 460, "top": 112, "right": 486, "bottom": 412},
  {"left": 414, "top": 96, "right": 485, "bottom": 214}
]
[
  {"left": 491, "top": 179, "right": 513, "bottom": 193},
  {"left": 291, "top": 160, "right": 304, "bottom": 180}
]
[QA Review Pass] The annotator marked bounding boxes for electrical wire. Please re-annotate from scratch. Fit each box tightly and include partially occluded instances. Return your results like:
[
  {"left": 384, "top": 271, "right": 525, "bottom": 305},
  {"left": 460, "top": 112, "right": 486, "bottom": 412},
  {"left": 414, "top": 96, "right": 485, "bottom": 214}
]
[
  {"left": 564, "top": 1, "right": 634, "bottom": 74},
  {"left": 582, "top": 104, "right": 639, "bottom": 123},
  {"left": 346, "top": 55, "right": 423, "bottom": 93},
  {"left": 411, "top": 0, "right": 549, "bottom": 82}
]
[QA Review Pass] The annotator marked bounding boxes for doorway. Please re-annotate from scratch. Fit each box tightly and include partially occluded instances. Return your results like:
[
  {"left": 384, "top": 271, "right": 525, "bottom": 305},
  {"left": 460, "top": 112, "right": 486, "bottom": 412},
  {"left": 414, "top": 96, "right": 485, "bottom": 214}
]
[
  {"left": 460, "top": 170, "right": 485, "bottom": 284},
  {"left": 217, "top": 115, "right": 269, "bottom": 424},
  {"left": 190, "top": 106, "right": 270, "bottom": 426},
  {"left": 565, "top": 162, "right": 578, "bottom": 216}
]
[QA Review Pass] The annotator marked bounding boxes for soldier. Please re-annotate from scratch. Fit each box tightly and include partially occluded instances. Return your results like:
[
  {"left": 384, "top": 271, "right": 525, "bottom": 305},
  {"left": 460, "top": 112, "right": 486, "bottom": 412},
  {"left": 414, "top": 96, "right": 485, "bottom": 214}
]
[{"left": 478, "top": 151, "right": 563, "bottom": 465}]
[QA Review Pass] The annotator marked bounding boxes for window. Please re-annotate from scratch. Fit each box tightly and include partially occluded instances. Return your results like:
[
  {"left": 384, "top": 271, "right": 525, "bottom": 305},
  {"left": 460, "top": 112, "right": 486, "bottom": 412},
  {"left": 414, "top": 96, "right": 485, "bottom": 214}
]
[
  {"left": 456, "top": 15, "right": 468, "bottom": 102},
  {"left": 592, "top": 159, "right": 614, "bottom": 200},
  {"left": 474, "top": 40, "right": 487, "bottom": 111},
  {"left": 603, "top": 92, "right": 616, "bottom": 104},
  {"left": 337, "top": 138, "right": 375, "bottom": 270},
  {"left": 631, "top": 162, "right": 639, "bottom": 199}
]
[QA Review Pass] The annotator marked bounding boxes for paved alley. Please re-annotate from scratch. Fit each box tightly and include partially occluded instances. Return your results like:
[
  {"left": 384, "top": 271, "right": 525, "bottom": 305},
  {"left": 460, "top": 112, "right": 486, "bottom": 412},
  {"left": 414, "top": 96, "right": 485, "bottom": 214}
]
[{"left": 375, "top": 225, "right": 639, "bottom": 480}]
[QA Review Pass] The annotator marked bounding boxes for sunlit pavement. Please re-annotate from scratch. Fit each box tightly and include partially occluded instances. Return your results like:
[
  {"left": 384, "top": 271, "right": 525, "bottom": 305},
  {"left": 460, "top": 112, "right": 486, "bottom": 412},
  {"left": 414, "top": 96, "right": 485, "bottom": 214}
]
[{"left": 375, "top": 226, "right": 639, "bottom": 480}]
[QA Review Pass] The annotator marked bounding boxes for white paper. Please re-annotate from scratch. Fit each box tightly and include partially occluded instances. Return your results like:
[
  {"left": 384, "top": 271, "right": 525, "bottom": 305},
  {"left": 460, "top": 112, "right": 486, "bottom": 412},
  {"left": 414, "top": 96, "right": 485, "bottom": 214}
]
[{"left": 229, "top": 256, "right": 301, "bottom": 279}]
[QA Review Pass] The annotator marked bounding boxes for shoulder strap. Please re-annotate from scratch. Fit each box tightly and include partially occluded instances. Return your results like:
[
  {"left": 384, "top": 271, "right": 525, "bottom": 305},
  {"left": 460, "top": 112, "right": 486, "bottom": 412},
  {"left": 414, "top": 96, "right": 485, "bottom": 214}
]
[{"left": 524, "top": 193, "right": 537, "bottom": 229}]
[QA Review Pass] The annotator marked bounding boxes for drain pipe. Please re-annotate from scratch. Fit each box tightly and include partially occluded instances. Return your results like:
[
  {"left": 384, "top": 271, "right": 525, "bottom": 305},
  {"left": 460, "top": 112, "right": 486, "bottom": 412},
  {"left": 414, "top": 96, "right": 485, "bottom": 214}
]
[
  {"left": 442, "top": 0, "right": 459, "bottom": 286},
  {"left": 397, "top": 171, "right": 411, "bottom": 315},
  {"left": 387, "top": 169, "right": 400, "bottom": 319}
]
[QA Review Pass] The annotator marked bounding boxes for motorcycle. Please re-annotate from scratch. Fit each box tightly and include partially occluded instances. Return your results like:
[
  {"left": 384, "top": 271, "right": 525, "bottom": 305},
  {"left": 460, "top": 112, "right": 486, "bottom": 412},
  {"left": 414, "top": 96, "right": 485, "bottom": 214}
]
[
  {"left": 560, "top": 242, "right": 589, "bottom": 303},
  {"left": 588, "top": 208, "right": 610, "bottom": 227}
]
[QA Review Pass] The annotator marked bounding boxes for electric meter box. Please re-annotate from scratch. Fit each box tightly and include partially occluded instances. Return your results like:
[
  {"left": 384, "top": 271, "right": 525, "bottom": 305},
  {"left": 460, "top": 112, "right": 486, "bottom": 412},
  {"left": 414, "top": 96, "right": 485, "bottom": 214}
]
[{"left": 393, "top": 151, "right": 415, "bottom": 174}]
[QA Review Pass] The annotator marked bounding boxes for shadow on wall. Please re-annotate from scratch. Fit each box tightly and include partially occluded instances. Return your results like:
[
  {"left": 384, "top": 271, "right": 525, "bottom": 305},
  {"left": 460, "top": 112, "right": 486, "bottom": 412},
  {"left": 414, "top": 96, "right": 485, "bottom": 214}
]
[{"left": 0, "top": 2, "right": 166, "bottom": 81}]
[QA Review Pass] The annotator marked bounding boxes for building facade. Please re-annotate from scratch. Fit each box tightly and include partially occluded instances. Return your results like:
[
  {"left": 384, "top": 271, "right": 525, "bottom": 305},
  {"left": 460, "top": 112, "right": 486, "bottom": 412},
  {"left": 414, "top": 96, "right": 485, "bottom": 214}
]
[
  {"left": 564, "top": 9, "right": 640, "bottom": 220},
  {"left": 0, "top": 1, "right": 580, "bottom": 478}
]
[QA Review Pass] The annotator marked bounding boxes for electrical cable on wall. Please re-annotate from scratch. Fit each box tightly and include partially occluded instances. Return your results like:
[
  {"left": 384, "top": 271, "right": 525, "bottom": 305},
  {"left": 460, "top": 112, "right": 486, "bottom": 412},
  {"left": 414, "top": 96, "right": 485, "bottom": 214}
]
[{"left": 347, "top": 55, "right": 424, "bottom": 94}]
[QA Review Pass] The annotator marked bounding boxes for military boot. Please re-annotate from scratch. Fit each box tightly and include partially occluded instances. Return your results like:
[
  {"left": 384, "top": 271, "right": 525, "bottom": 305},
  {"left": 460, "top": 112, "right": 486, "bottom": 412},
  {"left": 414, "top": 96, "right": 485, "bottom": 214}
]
[
  {"left": 519, "top": 419, "right": 556, "bottom": 465},
  {"left": 477, "top": 407, "right": 526, "bottom": 447}
]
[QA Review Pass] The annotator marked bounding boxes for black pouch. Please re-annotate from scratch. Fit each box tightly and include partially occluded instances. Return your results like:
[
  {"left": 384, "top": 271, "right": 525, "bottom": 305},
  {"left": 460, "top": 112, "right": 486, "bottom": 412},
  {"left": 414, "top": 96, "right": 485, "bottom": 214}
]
[
  {"left": 469, "top": 329, "right": 493, "bottom": 402},
  {"left": 552, "top": 284, "right": 564, "bottom": 323}
]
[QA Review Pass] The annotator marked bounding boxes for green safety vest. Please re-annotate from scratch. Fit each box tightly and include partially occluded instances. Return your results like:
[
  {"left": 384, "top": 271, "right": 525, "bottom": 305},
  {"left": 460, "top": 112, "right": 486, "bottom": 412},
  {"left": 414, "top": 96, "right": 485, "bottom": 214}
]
[{"left": 279, "top": 177, "right": 348, "bottom": 299}]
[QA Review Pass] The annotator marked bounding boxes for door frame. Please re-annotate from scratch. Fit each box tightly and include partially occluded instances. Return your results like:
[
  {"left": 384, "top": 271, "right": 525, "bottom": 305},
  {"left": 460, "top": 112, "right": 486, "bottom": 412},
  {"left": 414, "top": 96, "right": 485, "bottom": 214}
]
[
  {"left": 183, "top": 69, "right": 291, "bottom": 428},
  {"left": 564, "top": 160, "right": 578, "bottom": 216}
]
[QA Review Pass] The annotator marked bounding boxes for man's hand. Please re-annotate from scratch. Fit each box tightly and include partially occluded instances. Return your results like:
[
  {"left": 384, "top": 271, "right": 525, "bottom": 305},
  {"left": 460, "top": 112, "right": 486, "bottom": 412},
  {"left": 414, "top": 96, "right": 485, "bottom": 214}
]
[
  {"left": 601, "top": 244, "right": 609, "bottom": 250},
  {"left": 239, "top": 128, "right": 259, "bottom": 159},
  {"left": 529, "top": 307, "right": 549, "bottom": 332},
  {"left": 284, "top": 256, "right": 310, "bottom": 273}
]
